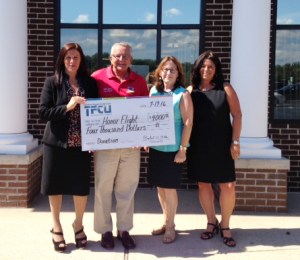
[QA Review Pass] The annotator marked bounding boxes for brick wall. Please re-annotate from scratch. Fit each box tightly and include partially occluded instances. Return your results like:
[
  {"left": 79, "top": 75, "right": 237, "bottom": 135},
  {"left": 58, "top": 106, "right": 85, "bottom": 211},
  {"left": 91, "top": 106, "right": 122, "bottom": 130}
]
[
  {"left": 0, "top": 147, "right": 43, "bottom": 207},
  {"left": 27, "top": 0, "right": 55, "bottom": 141},
  {"left": 269, "top": 124, "right": 300, "bottom": 192},
  {"left": 204, "top": 0, "right": 232, "bottom": 80},
  {"left": 26, "top": 0, "right": 234, "bottom": 190},
  {"left": 235, "top": 159, "right": 288, "bottom": 212},
  {"left": 26, "top": 0, "right": 299, "bottom": 193}
]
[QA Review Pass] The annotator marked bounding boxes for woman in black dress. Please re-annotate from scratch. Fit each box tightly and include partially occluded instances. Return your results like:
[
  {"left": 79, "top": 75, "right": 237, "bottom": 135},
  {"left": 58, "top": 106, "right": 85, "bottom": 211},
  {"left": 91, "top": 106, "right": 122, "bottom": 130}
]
[
  {"left": 39, "top": 43, "right": 98, "bottom": 252},
  {"left": 187, "top": 51, "right": 242, "bottom": 247}
]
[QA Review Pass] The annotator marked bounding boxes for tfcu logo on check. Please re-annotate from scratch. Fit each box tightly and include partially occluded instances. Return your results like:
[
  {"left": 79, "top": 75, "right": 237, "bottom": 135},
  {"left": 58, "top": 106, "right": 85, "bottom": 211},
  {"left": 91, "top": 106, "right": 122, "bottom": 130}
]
[{"left": 84, "top": 103, "right": 112, "bottom": 116}]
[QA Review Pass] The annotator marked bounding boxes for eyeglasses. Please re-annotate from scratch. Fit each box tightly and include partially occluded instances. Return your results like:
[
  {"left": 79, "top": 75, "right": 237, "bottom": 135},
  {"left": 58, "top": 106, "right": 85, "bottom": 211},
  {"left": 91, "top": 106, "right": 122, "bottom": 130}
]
[
  {"left": 111, "top": 55, "right": 130, "bottom": 60},
  {"left": 162, "top": 68, "right": 178, "bottom": 74}
]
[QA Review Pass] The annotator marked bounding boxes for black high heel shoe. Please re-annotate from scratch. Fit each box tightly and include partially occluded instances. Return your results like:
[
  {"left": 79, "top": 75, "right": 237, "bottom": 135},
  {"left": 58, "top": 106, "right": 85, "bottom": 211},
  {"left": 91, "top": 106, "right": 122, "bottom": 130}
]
[
  {"left": 200, "top": 219, "right": 219, "bottom": 240},
  {"left": 220, "top": 227, "right": 236, "bottom": 247},
  {"left": 73, "top": 223, "right": 87, "bottom": 249},
  {"left": 50, "top": 229, "right": 67, "bottom": 252}
]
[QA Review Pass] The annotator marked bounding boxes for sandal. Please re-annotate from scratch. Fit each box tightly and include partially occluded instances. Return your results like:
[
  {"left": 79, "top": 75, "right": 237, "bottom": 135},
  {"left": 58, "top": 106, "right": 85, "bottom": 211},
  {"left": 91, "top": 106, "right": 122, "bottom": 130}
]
[
  {"left": 50, "top": 229, "right": 67, "bottom": 252},
  {"left": 201, "top": 219, "right": 219, "bottom": 240},
  {"left": 72, "top": 223, "right": 87, "bottom": 249},
  {"left": 220, "top": 227, "right": 236, "bottom": 247},
  {"left": 151, "top": 225, "right": 166, "bottom": 236},
  {"left": 162, "top": 225, "right": 176, "bottom": 244}
]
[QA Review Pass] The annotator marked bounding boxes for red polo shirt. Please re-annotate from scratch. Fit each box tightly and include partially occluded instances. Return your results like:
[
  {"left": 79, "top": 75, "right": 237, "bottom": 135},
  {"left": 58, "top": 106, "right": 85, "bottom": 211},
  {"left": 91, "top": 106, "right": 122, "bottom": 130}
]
[{"left": 91, "top": 66, "right": 149, "bottom": 98}]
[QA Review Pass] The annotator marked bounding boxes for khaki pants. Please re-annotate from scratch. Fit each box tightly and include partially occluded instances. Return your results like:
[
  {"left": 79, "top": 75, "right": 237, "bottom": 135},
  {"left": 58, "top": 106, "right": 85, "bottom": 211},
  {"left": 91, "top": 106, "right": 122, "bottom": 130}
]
[{"left": 93, "top": 148, "right": 140, "bottom": 234}]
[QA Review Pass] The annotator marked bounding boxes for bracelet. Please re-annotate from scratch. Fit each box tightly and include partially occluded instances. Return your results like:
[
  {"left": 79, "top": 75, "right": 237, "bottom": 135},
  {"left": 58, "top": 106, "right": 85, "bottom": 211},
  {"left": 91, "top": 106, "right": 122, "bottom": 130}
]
[
  {"left": 232, "top": 140, "right": 240, "bottom": 145},
  {"left": 180, "top": 145, "right": 188, "bottom": 152}
]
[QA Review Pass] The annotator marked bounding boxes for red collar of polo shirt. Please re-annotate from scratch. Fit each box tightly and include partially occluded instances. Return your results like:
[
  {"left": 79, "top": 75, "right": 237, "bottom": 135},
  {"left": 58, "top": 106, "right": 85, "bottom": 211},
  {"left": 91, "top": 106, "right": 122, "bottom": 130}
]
[{"left": 107, "top": 65, "right": 136, "bottom": 81}]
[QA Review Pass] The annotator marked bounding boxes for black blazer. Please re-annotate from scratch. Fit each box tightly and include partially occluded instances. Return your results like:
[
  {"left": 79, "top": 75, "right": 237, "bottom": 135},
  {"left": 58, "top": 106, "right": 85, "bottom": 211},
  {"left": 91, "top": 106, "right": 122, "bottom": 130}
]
[{"left": 39, "top": 75, "right": 98, "bottom": 148}]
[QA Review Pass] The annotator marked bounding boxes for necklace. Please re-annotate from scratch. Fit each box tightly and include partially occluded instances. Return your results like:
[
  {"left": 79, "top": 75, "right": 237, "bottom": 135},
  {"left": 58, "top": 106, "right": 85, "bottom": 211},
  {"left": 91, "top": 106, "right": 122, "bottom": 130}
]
[
  {"left": 164, "top": 88, "right": 173, "bottom": 96},
  {"left": 200, "top": 85, "right": 214, "bottom": 92},
  {"left": 66, "top": 79, "right": 81, "bottom": 96}
]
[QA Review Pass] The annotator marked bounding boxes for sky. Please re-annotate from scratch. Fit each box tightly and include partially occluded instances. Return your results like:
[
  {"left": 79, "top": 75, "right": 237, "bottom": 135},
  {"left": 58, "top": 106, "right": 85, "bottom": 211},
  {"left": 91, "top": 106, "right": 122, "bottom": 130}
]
[
  {"left": 61, "top": 0, "right": 200, "bottom": 24},
  {"left": 277, "top": 0, "right": 300, "bottom": 24}
]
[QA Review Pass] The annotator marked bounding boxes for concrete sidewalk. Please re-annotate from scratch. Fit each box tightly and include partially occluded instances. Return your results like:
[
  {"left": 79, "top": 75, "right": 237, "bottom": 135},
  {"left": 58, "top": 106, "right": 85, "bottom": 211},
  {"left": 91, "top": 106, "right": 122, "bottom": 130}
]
[{"left": 1, "top": 188, "right": 300, "bottom": 260}]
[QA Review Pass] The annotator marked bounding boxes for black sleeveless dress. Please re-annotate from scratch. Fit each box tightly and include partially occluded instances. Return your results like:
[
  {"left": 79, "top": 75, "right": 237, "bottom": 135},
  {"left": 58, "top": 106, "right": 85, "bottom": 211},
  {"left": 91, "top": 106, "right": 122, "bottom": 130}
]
[{"left": 187, "top": 85, "right": 235, "bottom": 183}]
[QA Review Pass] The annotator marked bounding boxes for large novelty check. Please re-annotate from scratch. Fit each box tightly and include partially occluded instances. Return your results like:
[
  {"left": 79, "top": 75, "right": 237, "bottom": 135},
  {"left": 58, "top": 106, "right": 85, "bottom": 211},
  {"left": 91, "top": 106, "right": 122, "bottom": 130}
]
[{"left": 80, "top": 96, "right": 175, "bottom": 151}]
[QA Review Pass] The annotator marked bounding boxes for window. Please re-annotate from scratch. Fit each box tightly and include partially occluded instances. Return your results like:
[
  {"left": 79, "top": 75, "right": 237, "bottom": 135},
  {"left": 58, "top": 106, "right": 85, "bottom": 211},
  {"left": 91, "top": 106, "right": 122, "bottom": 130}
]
[
  {"left": 61, "top": 0, "right": 98, "bottom": 23},
  {"left": 58, "top": 0, "right": 202, "bottom": 83},
  {"left": 273, "top": 0, "right": 300, "bottom": 120},
  {"left": 103, "top": 0, "right": 157, "bottom": 24},
  {"left": 162, "top": 0, "right": 200, "bottom": 24}
]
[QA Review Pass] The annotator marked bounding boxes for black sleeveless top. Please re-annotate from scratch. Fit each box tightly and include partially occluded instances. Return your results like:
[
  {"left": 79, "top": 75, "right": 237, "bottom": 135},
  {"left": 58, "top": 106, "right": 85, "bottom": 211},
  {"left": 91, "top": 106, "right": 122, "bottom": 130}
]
[{"left": 187, "top": 84, "right": 235, "bottom": 183}]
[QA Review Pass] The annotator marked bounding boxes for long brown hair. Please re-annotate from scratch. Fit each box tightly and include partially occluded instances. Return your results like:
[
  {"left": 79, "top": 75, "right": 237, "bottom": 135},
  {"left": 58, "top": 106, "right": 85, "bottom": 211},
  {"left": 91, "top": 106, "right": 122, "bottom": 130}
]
[
  {"left": 54, "top": 42, "right": 89, "bottom": 86},
  {"left": 154, "top": 56, "right": 185, "bottom": 93}
]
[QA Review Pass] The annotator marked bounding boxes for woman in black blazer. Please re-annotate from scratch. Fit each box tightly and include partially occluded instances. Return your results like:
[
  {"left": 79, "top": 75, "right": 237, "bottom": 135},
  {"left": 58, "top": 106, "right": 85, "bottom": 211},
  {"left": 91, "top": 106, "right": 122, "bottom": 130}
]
[{"left": 39, "top": 43, "right": 98, "bottom": 252}]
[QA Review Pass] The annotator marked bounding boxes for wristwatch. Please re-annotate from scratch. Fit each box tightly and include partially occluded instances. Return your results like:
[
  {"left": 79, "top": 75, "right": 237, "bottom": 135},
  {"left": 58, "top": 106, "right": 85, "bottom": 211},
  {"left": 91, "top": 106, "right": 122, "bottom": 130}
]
[
  {"left": 180, "top": 145, "right": 188, "bottom": 152},
  {"left": 232, "top": 140, "right": 240, "bottom": 145}
]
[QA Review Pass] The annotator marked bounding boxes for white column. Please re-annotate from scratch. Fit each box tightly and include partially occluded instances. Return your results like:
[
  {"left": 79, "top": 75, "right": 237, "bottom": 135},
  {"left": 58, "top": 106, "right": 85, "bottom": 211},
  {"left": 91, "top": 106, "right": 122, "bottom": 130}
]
[
  {"left": 230, "top": 0, "right": 281, "bottom": 159},
  {"left": 0, "top": 0, "right": 38, "bottom": 154}
]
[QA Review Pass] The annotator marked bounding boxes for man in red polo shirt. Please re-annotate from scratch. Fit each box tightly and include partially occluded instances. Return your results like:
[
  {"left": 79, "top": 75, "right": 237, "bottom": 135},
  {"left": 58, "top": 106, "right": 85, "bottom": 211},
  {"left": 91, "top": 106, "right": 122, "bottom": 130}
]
[{"left": 92, "top": 42, "right": 149, "bottom": 250}]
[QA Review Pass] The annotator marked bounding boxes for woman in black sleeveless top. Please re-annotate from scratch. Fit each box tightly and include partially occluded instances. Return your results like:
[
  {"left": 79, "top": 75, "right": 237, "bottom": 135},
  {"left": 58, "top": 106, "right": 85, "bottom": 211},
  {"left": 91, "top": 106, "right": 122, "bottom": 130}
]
[{"left": 187, "top": 51, "right": 242, "bottom": 247}]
